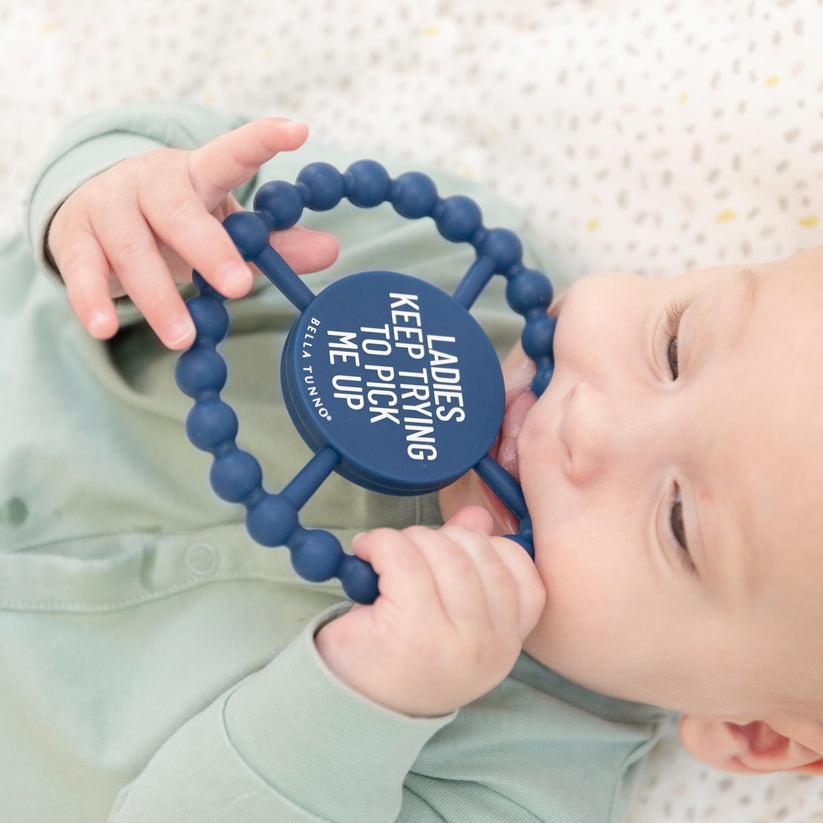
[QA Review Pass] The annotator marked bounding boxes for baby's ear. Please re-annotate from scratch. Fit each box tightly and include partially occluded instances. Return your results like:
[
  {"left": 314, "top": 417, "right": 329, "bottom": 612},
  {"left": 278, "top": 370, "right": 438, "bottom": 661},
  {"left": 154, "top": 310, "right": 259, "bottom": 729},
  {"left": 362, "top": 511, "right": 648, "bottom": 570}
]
[{"left": 678, "top": 715, "right": 823, "bottom": 775}]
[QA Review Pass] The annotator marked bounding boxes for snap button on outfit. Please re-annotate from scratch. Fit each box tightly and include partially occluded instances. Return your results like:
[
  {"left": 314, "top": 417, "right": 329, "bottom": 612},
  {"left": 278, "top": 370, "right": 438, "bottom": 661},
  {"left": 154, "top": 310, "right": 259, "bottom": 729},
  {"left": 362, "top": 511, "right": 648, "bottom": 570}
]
[{"left": 184, "top": 542, "right": 218, "bottom": 576}]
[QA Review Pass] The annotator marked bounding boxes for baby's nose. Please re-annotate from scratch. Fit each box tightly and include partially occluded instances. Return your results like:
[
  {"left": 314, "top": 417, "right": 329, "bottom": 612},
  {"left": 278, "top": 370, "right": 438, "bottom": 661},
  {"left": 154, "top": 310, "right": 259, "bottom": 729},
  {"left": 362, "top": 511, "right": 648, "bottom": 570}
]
[{"left": 559, "top": 380, "right": 638, "bottom": 484}]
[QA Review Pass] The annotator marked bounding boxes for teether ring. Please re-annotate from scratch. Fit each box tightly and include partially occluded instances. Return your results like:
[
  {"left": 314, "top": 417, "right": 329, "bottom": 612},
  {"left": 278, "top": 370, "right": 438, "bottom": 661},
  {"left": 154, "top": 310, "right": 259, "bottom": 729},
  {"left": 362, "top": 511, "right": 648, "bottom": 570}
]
[{"left": 175, "top": 160, "right": 556, "bottom": 603}]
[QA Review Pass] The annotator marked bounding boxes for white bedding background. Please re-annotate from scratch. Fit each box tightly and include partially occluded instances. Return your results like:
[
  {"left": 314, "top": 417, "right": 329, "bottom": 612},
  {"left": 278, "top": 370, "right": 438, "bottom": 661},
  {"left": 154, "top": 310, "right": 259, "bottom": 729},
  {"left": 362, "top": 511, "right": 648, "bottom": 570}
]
[{"left": 3, "top": 1, "right": 823, "bottom": 820}]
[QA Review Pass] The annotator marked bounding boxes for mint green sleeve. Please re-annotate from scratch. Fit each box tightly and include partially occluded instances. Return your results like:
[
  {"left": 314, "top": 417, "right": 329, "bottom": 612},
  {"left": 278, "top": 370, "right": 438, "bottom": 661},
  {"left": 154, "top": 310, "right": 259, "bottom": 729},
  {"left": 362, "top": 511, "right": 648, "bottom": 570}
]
[
  {"left": 108, "top": 602, "right": 660, "bottom": 823},
  {"left": 109, "top": 606, "right": 455, "bottom": 823},
  {"left": 26, "top": 99, "right": 248, "bottom": 283}
]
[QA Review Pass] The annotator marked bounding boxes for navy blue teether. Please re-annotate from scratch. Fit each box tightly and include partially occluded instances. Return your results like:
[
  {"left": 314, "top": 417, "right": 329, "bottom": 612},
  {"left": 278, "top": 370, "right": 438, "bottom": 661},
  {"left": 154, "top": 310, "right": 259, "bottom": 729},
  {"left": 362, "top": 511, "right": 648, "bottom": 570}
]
[{"left": 175, "top": 160, "right": 556, "bottom": 604}]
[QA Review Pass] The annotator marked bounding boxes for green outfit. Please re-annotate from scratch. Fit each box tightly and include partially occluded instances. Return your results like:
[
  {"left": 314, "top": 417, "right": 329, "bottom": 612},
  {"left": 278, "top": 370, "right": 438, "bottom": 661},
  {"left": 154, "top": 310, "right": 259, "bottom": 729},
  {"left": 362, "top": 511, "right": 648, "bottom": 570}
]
[{"left": 0, "top": 101, "right": 665, "bottom": 822}]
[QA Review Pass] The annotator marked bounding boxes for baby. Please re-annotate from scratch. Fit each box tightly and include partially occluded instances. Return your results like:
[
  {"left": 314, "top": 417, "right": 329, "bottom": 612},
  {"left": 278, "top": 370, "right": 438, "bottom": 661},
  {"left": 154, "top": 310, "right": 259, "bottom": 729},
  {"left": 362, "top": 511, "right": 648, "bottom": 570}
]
[
  {"left": 28, "top": 111, "right": 823, "bottom": 819},
  {"left": 444, "top": 253, "right": 823, "bottom": 775}
]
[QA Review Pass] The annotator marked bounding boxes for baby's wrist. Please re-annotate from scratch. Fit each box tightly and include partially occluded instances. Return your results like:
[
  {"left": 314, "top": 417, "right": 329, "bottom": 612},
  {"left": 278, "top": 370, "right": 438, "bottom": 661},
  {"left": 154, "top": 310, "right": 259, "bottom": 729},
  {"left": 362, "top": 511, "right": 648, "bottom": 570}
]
[
  {"left": 314, "top": 619, "right": 445, "bottom": 718},
  {"left": 314, "top": 620, "right": 395, "bottom": 709}
]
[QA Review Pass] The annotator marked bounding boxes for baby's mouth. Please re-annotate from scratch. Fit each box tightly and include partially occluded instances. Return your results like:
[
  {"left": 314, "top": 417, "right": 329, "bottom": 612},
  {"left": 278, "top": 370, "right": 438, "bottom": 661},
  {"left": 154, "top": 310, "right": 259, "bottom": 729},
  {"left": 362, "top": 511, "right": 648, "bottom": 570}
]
[
  {"left": 483, "top": 299, "right": 559, "bottom": 527},
  {"left": 489, "top": 386, "right": 537, "bottom": 483},
  {"left": 478, "top": 386, "right": 537, "bottom": 535}
]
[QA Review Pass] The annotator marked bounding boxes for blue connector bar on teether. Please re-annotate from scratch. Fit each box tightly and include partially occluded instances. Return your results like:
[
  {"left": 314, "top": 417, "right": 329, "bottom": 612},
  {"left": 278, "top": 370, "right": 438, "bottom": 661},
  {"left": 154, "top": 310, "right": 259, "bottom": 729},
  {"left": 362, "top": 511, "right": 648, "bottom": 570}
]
[{"left": 176, "top": 160, "right": 555, "bottom": 603}]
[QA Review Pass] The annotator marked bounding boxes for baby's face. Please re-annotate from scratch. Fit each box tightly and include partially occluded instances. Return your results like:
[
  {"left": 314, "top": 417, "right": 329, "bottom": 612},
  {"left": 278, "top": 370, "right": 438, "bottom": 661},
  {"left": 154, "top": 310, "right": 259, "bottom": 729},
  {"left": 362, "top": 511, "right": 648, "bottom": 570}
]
[{"left": 441, "top": 247, "right": 823, "bottom": 718}]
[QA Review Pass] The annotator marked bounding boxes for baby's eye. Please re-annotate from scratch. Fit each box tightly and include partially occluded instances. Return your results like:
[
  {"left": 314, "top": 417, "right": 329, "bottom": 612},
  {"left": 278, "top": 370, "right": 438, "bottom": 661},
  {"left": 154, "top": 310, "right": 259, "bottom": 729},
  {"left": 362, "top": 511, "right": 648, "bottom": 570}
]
[
  {"left": 670, "top": 490, "right": 687, "bottom": 549},
  {"left": 669, "top": 485, "right": 696, "bottom": 575},
  {"left": 667, "top": 336, "right": 679, "bottom": 379},
  {"left": 663, "top": 299, "right": 686, "bottom": 380}
]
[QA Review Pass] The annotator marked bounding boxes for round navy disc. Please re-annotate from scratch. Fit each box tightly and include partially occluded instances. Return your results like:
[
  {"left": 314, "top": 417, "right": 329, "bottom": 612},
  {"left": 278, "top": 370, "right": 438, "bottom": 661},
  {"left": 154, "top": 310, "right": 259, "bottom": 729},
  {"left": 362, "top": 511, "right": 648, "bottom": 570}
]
[{"left": 280, "top": 270, "right": 505, "bottom": 495}]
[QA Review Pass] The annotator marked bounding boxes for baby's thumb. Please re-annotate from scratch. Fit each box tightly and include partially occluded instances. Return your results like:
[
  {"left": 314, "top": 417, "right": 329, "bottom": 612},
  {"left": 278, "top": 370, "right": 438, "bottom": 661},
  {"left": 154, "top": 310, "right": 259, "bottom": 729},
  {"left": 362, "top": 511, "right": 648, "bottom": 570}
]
[{"left": 443, "top": 505, "right": 494, "bottom": 535}]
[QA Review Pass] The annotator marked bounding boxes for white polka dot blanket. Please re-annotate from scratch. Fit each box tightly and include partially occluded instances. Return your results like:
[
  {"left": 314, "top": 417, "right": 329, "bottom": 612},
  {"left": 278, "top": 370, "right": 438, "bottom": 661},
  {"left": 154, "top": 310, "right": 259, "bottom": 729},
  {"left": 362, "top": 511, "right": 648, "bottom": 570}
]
[{"left": 2, "top": 1, "right": 822, "bottom": 821}]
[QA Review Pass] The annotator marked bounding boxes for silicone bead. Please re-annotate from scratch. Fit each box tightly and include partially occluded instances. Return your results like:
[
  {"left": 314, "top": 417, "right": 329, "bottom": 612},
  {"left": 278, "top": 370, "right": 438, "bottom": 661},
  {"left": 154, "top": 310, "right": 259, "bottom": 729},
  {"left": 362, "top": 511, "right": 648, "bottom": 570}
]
[
  {"left": 185, "top": 399, "right": 238, "bottom": 450},
  {"left": 506, "top": 268, "right": 554, "bottom": 314},
  {"left": 223, "top": 211, "right": 271, "bottom": 260},
  {"left": 338, "top": 554, "right": 380, "bottom": 604},
  {"left": 390, "top": 172, "right": 439, "bottom": 219},
  {"left": 434, "top": 195, "right": 483, "bottom": 243},
  {"left": 531, "top": 364, "right": 554, "bottom": 398},
  {"left": 187, "top": 295, "right": 230, "bottom": 342},
  {"left": 481, "top": 228, "right": 523, "bottom": 271},
  {"left": 296, "top": 162, "right": 345, "bottom": 211},
  {"left": 253, "top": 180, "right": 305, "bottom": 230},
  {"left": 290, "top": 530, "right": 344, "bottom": 582},
  {"left": 246, "top": 494, "right": 299, "bottom": 547},
  {"left": 344, "top": 159, "right": 392, "bottom": 207},
  {"left": 175, "top": 347, "right": 228, "bottom": 397},
  {"left": 522, "top": 313, "right": 557, "bottom": 359},
  {"left": 210, "top": 450, "right": 263, "bottom": 503}
]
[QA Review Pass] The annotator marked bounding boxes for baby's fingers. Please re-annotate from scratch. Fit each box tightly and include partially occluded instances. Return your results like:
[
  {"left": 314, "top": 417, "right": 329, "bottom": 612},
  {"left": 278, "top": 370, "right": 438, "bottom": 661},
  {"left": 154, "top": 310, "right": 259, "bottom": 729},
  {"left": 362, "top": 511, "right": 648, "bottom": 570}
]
[
  {"left": 188, "top": 118, "right": 309, "bottom": 209},
  {"left": 428, "top": 512, "right": 546, "bottom": 641},
  {"left": 353, "top": 528, "right": 441, "bottom": 618},
  {"left": 141, "top": 179, "right": 253, "bottom": 300},
  {"left": 89, "top": 206, "right": 196, "bottom": 348},
  {"left": 57, "top": 227, "right": 119, "bottom": 339},
  {"left": 269, "top": 225, "right": 339, "bottom": 276},
  {"left": 488, "top": 536, "right": 547, "bottom": 640}
]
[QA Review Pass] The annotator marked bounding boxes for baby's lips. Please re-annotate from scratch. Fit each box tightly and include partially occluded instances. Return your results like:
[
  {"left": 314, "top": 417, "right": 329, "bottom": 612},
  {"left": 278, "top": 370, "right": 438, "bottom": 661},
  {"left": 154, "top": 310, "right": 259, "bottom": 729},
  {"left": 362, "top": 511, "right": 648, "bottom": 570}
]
[
  {"left": 503, "top": 387, "right": 537, "bottom": 438},
  {"left": 489, "top": 386, "right": 527, "bottom": 460},
  {"left": 493, "top": 387, "right": 538, "bottom": 482}
]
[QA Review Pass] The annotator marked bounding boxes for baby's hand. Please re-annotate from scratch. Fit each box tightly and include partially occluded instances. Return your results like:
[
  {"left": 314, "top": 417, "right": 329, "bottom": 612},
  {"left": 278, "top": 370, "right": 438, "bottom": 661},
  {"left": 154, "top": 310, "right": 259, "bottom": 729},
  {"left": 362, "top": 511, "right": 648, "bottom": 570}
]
[
  {"left": 315, "top": 507, "right": 546, "bottom": 717},
  {"left": 48, "top": 118, "right": 338, "bottom": 349}
]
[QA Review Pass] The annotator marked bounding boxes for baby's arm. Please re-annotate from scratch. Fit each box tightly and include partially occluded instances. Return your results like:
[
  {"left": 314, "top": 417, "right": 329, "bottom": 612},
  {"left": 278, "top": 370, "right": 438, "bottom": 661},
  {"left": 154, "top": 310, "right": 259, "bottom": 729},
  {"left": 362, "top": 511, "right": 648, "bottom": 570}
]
[
  {"left": 47, "top": 118, "right": 338, "bottom": 349},
  {"left": 316, "top": 506, "right": 546, "bottom": 718},
  {"left": 110, "top": 513, "right": 546, "bottom": 823}
]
